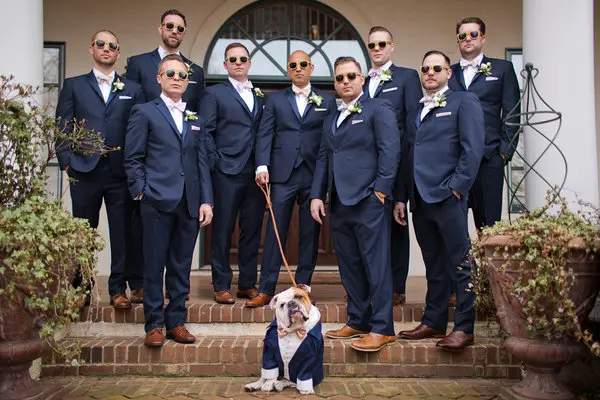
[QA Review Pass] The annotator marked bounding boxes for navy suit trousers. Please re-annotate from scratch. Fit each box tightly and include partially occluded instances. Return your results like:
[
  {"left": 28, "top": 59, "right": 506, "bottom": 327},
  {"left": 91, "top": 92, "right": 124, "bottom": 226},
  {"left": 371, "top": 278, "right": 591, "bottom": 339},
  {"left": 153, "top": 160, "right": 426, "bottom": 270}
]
[
  {"left": 140, "top": 194, "right": 199, "bottom": 332},
  {"left": 391, "top": 216, "right": 410, "bottom": 294},
  {"left": 68, "top": 158, "right": 142, "bottom": 295},
  {"left": 258, "top": 162, "right": 320, "bottom": 296},
  {"left": 412, "top": 188, "right": 475, "bottom": 334},
  {"left": 210, "top": 161, "right": 266, "bottom": 291},
  {"left": 471, "top": 152, "right": 505, "bottom": 230},
  {"left": 330, "top": 192, "right": 395, "bottom": 336}
]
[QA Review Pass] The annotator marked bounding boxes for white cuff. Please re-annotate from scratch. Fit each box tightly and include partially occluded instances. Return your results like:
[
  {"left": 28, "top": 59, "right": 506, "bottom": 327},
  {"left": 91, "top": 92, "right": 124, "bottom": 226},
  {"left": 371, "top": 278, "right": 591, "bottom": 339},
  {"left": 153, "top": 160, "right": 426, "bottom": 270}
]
[
  {"left": 261, "top": 367, "right": 279, "bottom": 380},
  {"left": 296, "top": 377, "right": 313, "bottom": 392},
  {"left": 255, "top": 165, "right": 268, "bottom": 176}
]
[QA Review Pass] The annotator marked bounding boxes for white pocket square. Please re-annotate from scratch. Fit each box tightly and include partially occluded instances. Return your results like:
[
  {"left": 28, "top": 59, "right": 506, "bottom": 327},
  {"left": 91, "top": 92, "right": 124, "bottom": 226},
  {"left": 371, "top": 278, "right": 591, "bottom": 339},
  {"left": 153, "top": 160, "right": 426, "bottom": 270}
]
[
  {"left": 314, "top": 108, "right": 327, "bottom": 111},
  {"left": 119, "top": 95, "right": 132, "bottom": 99},
  {"left": 485, "top": 76, "right": 499, "bottom": 81},
  {"left": 436, "top": 112, "right": 452, "bottom": 117},
  {"left": 382, "top": 87, "right": 398, "bottom": 92},
  {"left": 352, "top": 119, "right": 364, "bottom": 125},
  {"left": 189, "top": 80, "right": 198, "bottom": 84},
  {"left": 191, "top": 125, "right": 201, "bottom": 131}
]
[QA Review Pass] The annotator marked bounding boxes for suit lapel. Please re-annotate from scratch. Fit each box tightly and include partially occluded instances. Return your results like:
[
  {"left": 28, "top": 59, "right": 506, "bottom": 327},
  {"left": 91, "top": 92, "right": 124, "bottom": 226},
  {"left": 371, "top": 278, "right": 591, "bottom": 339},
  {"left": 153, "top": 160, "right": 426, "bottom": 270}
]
[
  {"left": 224, "top": 81, "right": 252, "bottom": 117},
  {"left": 105, "top": 73, "right": 122, "bottom": 108},
  {"left": 286, "top": 89, "right": 302, "bottom": 122},
  {"left": 469, "top": 56, "right": 488, "bottom": 88},
  {"left": 151, "top": 49, "right": 161, "bottom": 69},
  {"left": 452, "top": 64, "right": 467, "bottom": 90},
  {"left": 156, "top": 99, "right": 182, "bottom": 140},
  {"left": 86, "top": 72, "right": 105, "bottom": 103}
]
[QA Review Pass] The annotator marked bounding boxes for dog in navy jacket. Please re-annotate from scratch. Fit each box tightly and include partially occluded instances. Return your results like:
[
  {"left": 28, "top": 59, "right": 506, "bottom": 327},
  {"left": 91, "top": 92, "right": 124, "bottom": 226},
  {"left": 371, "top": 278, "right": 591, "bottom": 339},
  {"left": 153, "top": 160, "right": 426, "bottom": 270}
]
[{"left": 245, "top": 285, "right": 323, "bottom": 394}]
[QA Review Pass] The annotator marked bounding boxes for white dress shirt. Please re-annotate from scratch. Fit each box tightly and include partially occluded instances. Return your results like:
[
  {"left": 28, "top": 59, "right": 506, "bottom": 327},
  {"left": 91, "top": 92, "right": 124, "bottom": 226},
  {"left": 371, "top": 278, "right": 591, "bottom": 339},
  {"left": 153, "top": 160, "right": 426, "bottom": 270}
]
[
  {"left": 93, "top": 68, "right": 115, "bottom": 103},
  {"left": 160, "top": 93, "right": 184, "bottom": 133},
  {"left": 368, "top": 60, "right": 392, "bottom": 98},
  {"left": 157, "top": 46, "right": 182, "bottom": 60},
  {"left": 337, "top": 92, "right": 363, "bottom": 128},
  {"left": 460, "top": 52, "right": 484, "bottom": 89},
  {"left": 229, "top": 77, "right": 255, "bottom": 112},
  {"left": 420, "top": 86, "right": 449, "bottom": 121}
]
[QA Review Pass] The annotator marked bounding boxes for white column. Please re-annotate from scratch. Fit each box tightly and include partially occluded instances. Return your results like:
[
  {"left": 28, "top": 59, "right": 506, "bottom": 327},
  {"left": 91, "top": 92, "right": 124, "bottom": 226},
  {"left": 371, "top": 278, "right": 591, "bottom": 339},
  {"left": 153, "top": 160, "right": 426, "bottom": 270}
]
[
  {"left": 523, "top": 0, "right": 599, "bottom": 209},
  {"left": 0, "top": 0, "right": 44, "bottom": 87}
]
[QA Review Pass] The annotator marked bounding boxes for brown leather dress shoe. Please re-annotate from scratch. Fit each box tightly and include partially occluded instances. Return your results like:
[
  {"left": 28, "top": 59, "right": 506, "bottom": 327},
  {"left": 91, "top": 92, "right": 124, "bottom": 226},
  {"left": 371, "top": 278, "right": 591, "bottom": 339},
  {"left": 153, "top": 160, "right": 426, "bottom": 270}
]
[
  {"left": 393, "top": 292, "right": 406, "bottom": 306},
  {"left": 110, "top": 293, "right": 132, "bottom": 309},
  {"left": 237, "top": 288, "right": 258, "bottom": 299},
  {"left": 245, "top": 293, "right": 273, "bottom": 308},
  {"left": 436, "top": 331, "right": 474, "bottom": 351},
  {"left": 130, "top": 288, "right": 143, "bottom": 304},
  {"left": 166, "top": 325, "right": 196, "bottom": 344},
  {"left": 144, "top": 328, "right": 165, "bottom": 348},
  {"left": 350, "top": 333, "right": 396, "bottom": 352},
  {"left": 448, "top": 293, "right": 457, "bottom": 307},
  {"left": 325, "top": 325, "right": 369, "bottom": 339},
  {"left": 214, "top": 290, "right": 235, "bottom": 304},
  {"left": 397, "top": 323, "right": 446, "bottom": 340}
]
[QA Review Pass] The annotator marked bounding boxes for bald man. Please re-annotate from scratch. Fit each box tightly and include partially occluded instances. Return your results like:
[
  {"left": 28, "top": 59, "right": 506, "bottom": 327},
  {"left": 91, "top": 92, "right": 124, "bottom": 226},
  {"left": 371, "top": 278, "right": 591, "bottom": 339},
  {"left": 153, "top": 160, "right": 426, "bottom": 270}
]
[{"left": 248, "top": 51, "right": 337, "bottom": 307}]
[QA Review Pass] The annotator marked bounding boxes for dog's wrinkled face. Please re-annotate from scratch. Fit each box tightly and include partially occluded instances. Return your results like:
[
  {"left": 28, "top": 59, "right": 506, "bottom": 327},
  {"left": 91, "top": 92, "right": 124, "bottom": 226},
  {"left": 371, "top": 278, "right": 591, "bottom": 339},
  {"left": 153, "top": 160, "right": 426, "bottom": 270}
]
[{"left": 269, "top": 285, "right": 312, "bottom": 330}]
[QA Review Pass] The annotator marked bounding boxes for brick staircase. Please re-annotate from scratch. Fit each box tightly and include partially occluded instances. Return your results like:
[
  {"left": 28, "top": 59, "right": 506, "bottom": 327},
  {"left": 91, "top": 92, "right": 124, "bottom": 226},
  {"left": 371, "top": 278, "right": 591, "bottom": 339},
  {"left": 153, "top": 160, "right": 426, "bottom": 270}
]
[{"left": 41, "top": 273, "right": 521, "bottom": 380}]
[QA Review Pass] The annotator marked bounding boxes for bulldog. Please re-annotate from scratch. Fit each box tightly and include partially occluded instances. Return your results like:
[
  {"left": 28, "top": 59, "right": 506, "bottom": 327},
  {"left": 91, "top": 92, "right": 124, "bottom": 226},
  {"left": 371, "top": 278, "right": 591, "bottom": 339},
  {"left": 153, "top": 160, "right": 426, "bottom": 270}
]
[{"left": 245, "top": 284, "right": 323, "bottom": 395}]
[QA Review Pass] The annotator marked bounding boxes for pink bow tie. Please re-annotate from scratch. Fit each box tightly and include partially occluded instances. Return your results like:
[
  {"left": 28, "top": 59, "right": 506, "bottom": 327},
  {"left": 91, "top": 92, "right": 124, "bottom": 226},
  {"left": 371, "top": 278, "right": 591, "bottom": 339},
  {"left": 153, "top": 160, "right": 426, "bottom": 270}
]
[
  {"left": 165, "top": 99, "right": 186, "bottom": 113},
  {"left": 278, "top": 327, "right": 307, "bottom": 339},
  {"left": 293, "top": 87, "right": 310, "bottom": 97},
  {"left": 95, "top": 73, "right": 113, "bottom": 85},
  {"left": 419, "top": 95, "right": 435, "bottom": 106},
  {"left": 235, "top": 80, "right": 253, "bottom": 93},
  {"left": 460, "top": 59, "right": 479, "bottom": 69},
  {"left": 368, "top": 68, "right": 381, "bottom": 78}
]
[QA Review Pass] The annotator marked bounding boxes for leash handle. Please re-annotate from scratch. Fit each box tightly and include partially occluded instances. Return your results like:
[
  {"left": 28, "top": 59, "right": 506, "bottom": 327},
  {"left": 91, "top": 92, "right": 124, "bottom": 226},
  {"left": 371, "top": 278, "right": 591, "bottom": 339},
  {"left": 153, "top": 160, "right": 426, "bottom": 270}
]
[{"left": 258, "top": 183, "right": 297, "bottom": 288}]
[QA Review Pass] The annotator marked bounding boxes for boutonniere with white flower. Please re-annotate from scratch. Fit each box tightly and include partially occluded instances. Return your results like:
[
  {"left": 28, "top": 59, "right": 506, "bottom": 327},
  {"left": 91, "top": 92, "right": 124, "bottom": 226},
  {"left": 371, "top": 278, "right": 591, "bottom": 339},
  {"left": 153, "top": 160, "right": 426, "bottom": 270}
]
[
  {"left": 308, "top": 92, "right": 324, "bottom": 106},
  {"left": 112, "top": 78, "right": 125, "bottom": 93},
  {"left": 185, "top": 63, "right": 194, "bottom": 76},
  {"left": 478, "top": 62, "right": 492, "bottom": 76},
  {"left": 347, "top": 102, "right": 363, "bottom": 114},
  {"left": 184, "top": 110, "right": 198, "bottom": 121},
  {"left": 254, "top": 87, "right": 264, "bottom": 98},
  {"left": 433, "top": 93, "right": 447, "bottom": 108},
  {"left": 378, "top": 69, "right": 393, "bottom": 86}
]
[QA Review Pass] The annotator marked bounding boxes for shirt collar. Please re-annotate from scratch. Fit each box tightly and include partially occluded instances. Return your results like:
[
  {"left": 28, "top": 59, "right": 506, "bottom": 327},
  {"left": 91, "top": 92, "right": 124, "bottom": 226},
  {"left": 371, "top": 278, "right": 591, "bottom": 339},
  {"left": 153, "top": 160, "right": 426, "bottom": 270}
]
[
  {"left": 160, "top": 93, "right": 183, "bottom": 108},
  {"left": 460, "top": 52, "right": 484, "bottom": 67},
  {"left": 378, "top": 60, "right": 393, "bottom": 72},
  {"left": 341, "top": 92, "right": 364, "bottom": 109},
  {"left": 228, "top": 76, "right": 251, "bottom": 88},
  {"left": 425, "top": 86, "right": 449, "bottom": 101},
  {"left": 92, "top": 68, "right": 115, "bottom": 79},
  {"left": 158, "top": 46, "right": 181, "bottom": 60}
]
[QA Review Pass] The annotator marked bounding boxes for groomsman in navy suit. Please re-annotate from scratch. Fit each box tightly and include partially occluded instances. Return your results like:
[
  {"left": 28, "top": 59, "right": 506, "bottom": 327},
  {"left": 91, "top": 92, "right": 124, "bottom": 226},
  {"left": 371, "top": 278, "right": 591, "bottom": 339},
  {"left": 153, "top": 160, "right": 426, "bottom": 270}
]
[
  {"left": 199, "top": 43, "right": 266, "bottom": 304},
  {"left": 448, "top": 17, "right": 520, "bottom": 230},
  {"left": 56, "top": 30, "right": 145, "bottom": 309},
  {"left": 363, "top": 26, "right": 422, "bottom": 306},
  {"left": 124, "top": 54, "right": 213, "bottom": 347},
  {"left": 247, "top": 50, "right": 336, "bottom": 307},
  {"left": 126, "top": 9, "right": 204, "bottom": 111},
  {"left": 311, "top": 56, "right": 400, "bottom": 352},
  {"left": 396, "top": 51, "right": 484, "bottom": 351}
]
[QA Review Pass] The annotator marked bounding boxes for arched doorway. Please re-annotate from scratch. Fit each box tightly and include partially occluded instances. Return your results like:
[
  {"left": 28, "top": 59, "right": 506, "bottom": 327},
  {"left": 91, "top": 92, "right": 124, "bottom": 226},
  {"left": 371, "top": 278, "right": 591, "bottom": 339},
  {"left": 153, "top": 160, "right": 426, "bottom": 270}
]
[{"left": 201, "top": 0, "right": 369, "bottom": 266}]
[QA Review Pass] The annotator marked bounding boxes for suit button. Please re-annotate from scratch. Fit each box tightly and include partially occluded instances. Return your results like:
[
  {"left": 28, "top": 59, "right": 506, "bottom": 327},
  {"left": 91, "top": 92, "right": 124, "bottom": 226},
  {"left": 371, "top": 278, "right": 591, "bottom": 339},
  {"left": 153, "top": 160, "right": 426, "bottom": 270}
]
[
  {"left": 295, "top": 147, "right": 299, "bottom": 150},
  {"left": 334, "top": 149, "right": 338, "bottom": 153},
  {"left": 180, "top": 172, "right": 184, "bottom": 176}
]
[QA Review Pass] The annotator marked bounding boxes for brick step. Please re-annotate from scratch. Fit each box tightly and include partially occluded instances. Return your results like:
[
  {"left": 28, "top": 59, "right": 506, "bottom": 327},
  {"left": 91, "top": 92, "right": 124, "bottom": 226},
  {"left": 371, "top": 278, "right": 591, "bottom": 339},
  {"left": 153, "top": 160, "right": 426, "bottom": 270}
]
[
  {"left": 42, "top": 335, "right": 520, "bottom": 379},
  {"left": 81, "top": 301, "right": 488, "bottom": 325}
]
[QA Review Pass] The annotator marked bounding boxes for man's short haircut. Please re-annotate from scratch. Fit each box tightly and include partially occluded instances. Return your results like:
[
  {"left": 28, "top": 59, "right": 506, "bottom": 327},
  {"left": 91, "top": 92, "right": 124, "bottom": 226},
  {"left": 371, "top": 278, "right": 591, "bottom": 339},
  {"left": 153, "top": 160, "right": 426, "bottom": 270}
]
[
  {"left": 161, "top": 9, "right": 187, "bottom": 26},
  {"left": 157, "top": 54, "right": 186, "bottom": 74},
  {"left": 224, "top": 42, "right": 250, "bottom": 60},
  {"left": 333, "top": 56, "right": 362, "bottom": 73},
  {"left": 422, "top": 50, "right": 451, "bottom": 67},
  {"left": 456, "top": 17, "right": 486, "bottom": 35},
  {"left": 368, "top": 26, "right": 393, "bottom": 41},
  {"left": 91, "top": 29, "right": 119, "bottom": 43}
]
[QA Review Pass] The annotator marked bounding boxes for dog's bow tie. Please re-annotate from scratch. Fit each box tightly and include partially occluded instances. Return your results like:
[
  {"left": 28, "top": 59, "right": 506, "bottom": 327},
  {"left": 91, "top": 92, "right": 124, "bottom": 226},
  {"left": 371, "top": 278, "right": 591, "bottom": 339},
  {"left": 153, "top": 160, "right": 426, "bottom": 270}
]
[{"left": 278, "top": 327, "right": 307, "bottom": 339}]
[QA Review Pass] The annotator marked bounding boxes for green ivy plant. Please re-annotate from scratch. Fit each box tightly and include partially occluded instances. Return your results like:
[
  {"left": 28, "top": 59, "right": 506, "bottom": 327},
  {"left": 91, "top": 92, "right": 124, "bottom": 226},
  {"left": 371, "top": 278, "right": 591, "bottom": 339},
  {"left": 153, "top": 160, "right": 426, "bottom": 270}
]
[
  {"left": 0, "top": 76, "right": 112, "bottom": 364},
  {"left": 471, "top": 191, "right": 600, "bottom": 356}
]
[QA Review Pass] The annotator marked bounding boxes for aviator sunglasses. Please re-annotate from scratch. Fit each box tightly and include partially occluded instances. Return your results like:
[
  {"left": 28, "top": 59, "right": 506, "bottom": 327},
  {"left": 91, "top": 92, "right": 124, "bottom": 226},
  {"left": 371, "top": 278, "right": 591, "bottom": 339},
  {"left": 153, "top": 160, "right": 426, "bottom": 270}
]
[
  {"left": 162, "top": 22, "right": 186, "bottom": 34},
  {"left": 160, "top": 69, "right": 188, "bottom": 79},
  {"left": 288, "top": 61, "right": 310, "bottom": 69},
  {"left": 420, "top": 65, "right": 450, "bottom": 74},
  {"left": 92, "top": 40, "right": 119, "bottom": 51},
  {"left": 457, "top": 31, "right": 482, "bottom": 41},
  {"left": 334, "top": 72, "right": 362, "bottom": 82},
  {"left": 367, "top": 41, "right": 392, "bottom": 50},
  {"left": 226, "top": 56, "right": 249, "bottom": 63}
]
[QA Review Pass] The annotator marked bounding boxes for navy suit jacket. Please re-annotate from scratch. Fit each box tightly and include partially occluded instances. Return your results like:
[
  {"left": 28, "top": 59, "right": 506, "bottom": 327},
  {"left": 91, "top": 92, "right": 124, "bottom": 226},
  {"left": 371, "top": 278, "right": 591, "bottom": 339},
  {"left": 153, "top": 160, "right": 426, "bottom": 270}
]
[
  {"left": 310, "top": 94, "right": 401, "bottom": 206},
  {"left": 55, "top": 71, "right": 145, "bottom": 176},
  {"left": 255, "top": 87, "right": 336, "bottom": 183},
  {"left": 396, "top": 90, "right": 485, "bottom": 206},
  {"left": 123, "top": 98, "right": 213, "bottom": 217},
  {"left": 126, "top": 49, "right": 205, "bottom": 112},
  {"left": 262, "top": 319, "right": 324, "bottom": 386},
  {"left": 448, "top": 56, "right": 520, "bottom": 160},
  {"left": 199, "top": 81, "right": 265, "bottom": 174}
]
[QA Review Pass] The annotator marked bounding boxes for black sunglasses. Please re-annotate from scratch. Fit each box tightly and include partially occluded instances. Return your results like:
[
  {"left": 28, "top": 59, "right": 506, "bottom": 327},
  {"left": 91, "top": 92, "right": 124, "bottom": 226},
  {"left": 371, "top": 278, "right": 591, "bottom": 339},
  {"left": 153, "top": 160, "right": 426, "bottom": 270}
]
[
  {"left": 457, "top": 31, "right": 482, "bottom": 41},
  {"left": 334, "top": 72, "right": 362, "bottom": 82},
  {"left": 226, "top": 56, "right": 249, "bottom": 64},
  {"left": 92, "top": 40, "right": 119, "bottom": 51},
  {"left": 367, "top": 41, "right": 391, "bottom": 50},
  {"left": 162, "top": 22, "right": 186, "bottom": 34},
  {"left": 420, "top": 65, "right": 449, "bottom": 74},
  {"left": 160, "top": 69, "right": 188, "bottom": 79},
  {"left": 288, "top": 61, "right": 310, "bottom": 70}
]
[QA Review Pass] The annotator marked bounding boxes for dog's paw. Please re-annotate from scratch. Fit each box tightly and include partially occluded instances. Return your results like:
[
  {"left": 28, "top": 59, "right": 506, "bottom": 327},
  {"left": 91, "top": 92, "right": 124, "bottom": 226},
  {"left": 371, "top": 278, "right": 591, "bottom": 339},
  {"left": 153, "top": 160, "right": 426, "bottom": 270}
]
[
  {"left": 244, "top": 379, "right": 264, "bottom": 392},
  {"left": 272, "top": 378, "right": 294, "bottom": 392},
  {"left": 260, "top": 378, "right": 280, "bottom": 392},
  {"left": 298, "top": 388, "right": 316, "bottom": 395}
]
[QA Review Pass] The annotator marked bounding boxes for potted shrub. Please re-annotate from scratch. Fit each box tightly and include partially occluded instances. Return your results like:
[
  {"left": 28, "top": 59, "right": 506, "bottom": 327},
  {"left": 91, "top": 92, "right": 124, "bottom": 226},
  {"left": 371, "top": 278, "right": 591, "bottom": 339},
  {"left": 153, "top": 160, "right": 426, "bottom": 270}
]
[
  {"left": 472, "top": 192, "right": 600, "bottom": 400},
  {"left": 0, "top": 76, "right": 108, "bottom": 399}
]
